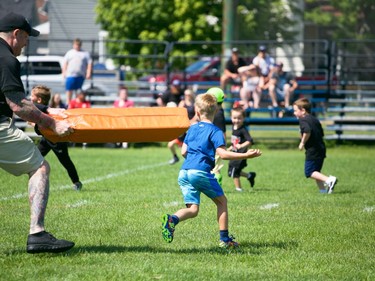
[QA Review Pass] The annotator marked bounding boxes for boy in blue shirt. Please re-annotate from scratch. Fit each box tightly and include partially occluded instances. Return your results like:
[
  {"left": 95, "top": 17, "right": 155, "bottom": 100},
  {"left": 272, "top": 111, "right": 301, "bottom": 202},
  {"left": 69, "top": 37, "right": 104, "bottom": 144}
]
[{"left": 161, "top": 93, "right": 262, "bottom": 249}]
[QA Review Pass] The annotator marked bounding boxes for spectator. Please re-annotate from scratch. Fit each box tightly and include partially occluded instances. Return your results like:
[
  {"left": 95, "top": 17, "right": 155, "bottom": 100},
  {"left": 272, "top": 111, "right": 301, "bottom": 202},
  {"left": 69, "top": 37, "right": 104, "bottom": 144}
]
[
  {"left": 168, "top": 89, "right": 196, "bottom": 165},
  {"left": 238, "top": 64, "right": 263, "bottom": 109},
  {"left": 0, "top": 12, "right": 74, "bottom": 253},
  {"left": 30, "top": 85, "right": 83, "bottom": 191},
  {"left": 252, "top": 45, "right": 276, "bottom": 105},
  {"left": 156, "top": 79, "right": 184, "bottom": 107},
  {"left": 161, "top": 93, "right": 262, "bottom": 249},
  {"left": 50, "top": 93, "right": 67, "bottom": 109},
  {"left": 268, "top": 62, "right": 298, "bottom": 113},
  {"left": 113, "top": 87, "right": 134, "bottom": 108},
  {"left": 113, "top": 87, "right": 134, "bottom": 148},
  {"left": 293, "top": 98, "right": 338, "bottom": 194},
  {"left": 68, "top": 91, "right": 91, "bottom": 109},
  {"left": 220, "top": 48, "right": 247, "bottom": 91},
  {"left": 62, "top": 38, "right": 93, "bottom": 104},
  {"left": 227, "top": 107, "right": 257, "bottom": 191}
]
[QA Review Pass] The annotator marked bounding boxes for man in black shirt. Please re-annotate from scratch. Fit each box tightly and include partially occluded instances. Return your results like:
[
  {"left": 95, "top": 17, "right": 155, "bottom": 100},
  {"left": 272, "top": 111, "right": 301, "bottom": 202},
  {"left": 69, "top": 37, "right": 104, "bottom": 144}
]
[
  {"left": 0, "top": 12, "right": 75, "bottom": 253},
  {"left": 220, "top": 48, "right": 247, "bottom": 91}
]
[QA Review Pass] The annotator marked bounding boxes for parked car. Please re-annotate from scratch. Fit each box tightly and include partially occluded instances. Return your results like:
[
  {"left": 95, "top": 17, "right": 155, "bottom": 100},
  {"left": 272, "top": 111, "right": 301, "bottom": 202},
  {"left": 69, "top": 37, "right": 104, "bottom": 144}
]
[
  {"left": 139, "top": 57, "right": 222, "bottom": 93},
  {"left": 18, "top": 55, "right": 120, "bottom": 101}
]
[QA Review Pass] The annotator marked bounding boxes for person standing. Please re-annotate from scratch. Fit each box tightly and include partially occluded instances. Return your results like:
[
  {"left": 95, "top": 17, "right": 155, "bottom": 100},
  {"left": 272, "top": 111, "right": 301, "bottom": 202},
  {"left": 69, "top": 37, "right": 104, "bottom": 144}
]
[
  {"left": 62, "top": 38, "right": 92, "bottom": 104},
  {"left": 31, "top": 85, "right": 83, "bottom": 191},
  {"left": 293, "top": 98, "right": 338, "bottom": 193},
  {"left": 0, "top": 12, "right": 75, "bottom": 253}
]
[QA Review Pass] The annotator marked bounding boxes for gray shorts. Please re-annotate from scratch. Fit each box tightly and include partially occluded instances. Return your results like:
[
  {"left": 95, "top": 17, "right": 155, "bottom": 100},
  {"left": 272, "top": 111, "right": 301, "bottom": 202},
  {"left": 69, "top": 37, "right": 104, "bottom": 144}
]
[{"left": 0, "top": 118, "right": 44, "bottom": 176}]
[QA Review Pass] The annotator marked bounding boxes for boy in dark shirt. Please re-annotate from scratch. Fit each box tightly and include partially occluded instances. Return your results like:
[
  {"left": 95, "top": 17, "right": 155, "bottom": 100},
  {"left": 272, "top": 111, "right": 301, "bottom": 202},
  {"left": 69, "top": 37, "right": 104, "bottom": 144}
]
[
  {"left": 293, "top": 98, "right": 338, "bottom": 193},
  {"left": 228, "top": 107, "right": 256, "bottom": 191}
]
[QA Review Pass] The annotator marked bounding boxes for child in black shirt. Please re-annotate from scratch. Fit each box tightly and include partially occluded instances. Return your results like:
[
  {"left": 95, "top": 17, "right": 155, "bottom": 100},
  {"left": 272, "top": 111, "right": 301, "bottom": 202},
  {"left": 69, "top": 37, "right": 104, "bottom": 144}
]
[
  {"left": 293, "top": 98, "right": 338, "bottom": 193},
  {"left": 228, "top": 107, "right": 256, "bottom": 191}
]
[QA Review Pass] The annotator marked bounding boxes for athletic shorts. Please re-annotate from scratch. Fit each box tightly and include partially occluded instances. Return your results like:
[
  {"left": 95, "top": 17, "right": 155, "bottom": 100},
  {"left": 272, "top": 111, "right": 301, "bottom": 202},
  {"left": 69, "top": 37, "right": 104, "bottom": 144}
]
[
  {"left": 65, "top": 76, "right": 85, "bottom": 91},
  {"left": 178, "top": 169, "right": 224, "bottom": 205},
  {"left": 304, "top": 159, "right": 324, "bottom": 178},
  {"left": 0, "top": 120, "right": 44, "bottom": 176}
]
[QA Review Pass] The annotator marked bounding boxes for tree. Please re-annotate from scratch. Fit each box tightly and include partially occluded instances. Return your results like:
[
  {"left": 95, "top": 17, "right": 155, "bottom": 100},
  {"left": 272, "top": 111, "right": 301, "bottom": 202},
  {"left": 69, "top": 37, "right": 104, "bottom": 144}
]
[
  {"left": 96, "top": 0, "right": 301, "bottom": 69},
  {"left": 304, "top": 0, "right": 375, "bottom": 40}
]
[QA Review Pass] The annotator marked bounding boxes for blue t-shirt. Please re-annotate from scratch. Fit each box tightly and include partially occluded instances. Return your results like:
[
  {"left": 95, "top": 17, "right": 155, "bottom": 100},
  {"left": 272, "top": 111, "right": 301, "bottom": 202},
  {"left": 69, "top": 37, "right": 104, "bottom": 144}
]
[{"left": 181, "top": 121, "right": 225, "bottom": 173}]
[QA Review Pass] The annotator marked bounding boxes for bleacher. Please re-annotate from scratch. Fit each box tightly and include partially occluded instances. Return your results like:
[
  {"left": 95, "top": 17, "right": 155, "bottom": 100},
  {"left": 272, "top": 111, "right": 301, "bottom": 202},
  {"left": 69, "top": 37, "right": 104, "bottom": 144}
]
[{"left": 325, "top": 81, "right": 375, "bottom": 141}]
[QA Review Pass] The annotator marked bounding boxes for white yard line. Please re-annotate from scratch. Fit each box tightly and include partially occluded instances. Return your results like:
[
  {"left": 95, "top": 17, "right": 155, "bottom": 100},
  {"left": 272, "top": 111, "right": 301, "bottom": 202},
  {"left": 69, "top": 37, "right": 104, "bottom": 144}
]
[
  {"left": 260, "top": 203, "right": 280, "bottom": 210},
  {"left": 0, "top": 161, "right": 168, "bottom": 202}
]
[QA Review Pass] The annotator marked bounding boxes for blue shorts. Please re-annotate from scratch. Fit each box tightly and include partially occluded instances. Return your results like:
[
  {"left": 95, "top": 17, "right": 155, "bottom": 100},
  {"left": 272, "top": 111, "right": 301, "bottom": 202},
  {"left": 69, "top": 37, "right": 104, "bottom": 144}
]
[
  {"left": 178, "top": 169, "right": 224, "bottom": 205},
  {"left": 305, "top": 159, "right": 324, "bottom": 178},
  {"left": 66, "top": 76, "right": 85, "bottom": 91}
]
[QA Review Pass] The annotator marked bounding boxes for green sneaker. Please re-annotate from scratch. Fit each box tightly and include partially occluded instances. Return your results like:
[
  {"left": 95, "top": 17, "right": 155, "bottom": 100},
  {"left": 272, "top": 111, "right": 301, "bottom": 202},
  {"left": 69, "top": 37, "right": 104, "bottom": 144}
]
[
  {"left": 219, "top": 235, "right": 239, "bottom": 249},
  {"left": 161, "top": 214, "right": 175, "bottom": 243}
]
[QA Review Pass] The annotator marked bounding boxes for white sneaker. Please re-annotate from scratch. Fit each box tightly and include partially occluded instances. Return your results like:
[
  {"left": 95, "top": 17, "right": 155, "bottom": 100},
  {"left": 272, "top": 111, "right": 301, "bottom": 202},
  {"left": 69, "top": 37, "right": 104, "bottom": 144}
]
[
  {"left": 235, "top": 187, "right": 243, "bottom": 192},
  {"left": 326, "top": 176, "right": 338, "bottom": 194}
]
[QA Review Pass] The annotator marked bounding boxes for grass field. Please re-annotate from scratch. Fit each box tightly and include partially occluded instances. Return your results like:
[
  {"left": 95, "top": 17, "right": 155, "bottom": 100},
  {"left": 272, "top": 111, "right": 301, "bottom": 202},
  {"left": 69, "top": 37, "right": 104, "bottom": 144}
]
[{"left": 1, "top": 143, "right": 374, "bottom": 280}]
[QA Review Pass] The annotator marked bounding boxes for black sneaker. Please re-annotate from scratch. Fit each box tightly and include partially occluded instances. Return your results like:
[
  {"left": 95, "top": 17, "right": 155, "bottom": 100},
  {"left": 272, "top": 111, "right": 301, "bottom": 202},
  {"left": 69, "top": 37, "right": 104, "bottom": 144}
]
[
  {"left": 73, "top": 181, "right": 83, "bottom": 191},
  {"left": 26, "top": 231, "right": 75, "bottom": 254},
  {"left": 247, "top": 172, "right": 256, "bottom": 188},
  {"left": 169, "top": 156, "right": 179, "bottom": 165}
]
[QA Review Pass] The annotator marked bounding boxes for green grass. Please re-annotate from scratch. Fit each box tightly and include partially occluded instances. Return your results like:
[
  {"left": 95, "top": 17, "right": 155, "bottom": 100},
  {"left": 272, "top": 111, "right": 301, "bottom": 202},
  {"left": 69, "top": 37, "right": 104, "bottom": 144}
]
[{"left": 1, "top": 144, "right": 374, "bottom": 280}]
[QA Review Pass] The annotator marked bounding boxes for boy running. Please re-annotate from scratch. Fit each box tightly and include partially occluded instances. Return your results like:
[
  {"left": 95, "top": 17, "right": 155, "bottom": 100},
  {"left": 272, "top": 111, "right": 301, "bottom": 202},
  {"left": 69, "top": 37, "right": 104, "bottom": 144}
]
[{"left": 161, "top": 93, "right": 262, "bottom": 249}]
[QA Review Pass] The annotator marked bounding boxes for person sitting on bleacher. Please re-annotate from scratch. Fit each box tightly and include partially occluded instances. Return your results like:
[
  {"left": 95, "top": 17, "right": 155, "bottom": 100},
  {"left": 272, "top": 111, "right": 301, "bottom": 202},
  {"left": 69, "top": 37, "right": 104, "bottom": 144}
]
[
  {"left": 268, "top": 62, "right": 298, "bottom": 115},
  {"left": 238, "top": 64, "right": 263, "bottom": 109},
  {"left": 252, "top": 45, "right": 276, "bottom": 105},
  {"left": 220, "top": 48, "right": 247, "bottom": 92}
]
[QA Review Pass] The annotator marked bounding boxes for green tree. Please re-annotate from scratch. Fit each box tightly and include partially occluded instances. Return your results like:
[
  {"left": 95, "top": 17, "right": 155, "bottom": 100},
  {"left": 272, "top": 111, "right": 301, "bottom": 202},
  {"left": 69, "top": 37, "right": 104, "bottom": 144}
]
[
  {"left": 304, "top": 0, "right": 375, "bottom": 40},
  {"left": 96, "top": 0, "right": 301, "bottom": 70}
]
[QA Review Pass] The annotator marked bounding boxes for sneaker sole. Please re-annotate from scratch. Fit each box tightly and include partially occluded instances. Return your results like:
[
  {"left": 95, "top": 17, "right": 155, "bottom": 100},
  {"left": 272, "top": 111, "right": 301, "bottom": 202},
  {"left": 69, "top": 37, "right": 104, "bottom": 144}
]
[
  {"left": 27, "top": 242, "right": 75, "bottom": 254},
  {"left": 161, "top": 214, "right": 174, "bottom": 243}
]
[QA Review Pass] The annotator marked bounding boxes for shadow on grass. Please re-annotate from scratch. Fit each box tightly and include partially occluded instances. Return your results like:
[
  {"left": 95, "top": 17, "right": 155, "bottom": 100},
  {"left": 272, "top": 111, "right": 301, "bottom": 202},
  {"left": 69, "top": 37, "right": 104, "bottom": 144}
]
[{"left": 65, "top": 240, "right": 298, "bottom": 255}]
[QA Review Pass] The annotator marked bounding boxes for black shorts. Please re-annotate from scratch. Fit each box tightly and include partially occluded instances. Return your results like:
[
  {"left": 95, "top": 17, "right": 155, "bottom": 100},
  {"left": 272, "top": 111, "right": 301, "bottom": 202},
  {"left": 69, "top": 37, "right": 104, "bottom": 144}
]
[{"left": 228, "top": 160, "right": 247, "bottom": 178}]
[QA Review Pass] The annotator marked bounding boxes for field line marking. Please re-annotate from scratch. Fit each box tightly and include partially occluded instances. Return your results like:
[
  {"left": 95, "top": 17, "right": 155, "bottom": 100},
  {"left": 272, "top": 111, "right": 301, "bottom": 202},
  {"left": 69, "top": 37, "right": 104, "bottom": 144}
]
[{"left": 0, "top": 161, "right": 168, "bottom": 202}]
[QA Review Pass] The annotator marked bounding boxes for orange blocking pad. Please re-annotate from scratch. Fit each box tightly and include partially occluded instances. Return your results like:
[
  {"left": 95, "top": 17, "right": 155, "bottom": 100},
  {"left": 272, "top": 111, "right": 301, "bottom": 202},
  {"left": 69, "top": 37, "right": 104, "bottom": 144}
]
[{"left": 40, "top": 107, "right": 190, "bottom": 143}]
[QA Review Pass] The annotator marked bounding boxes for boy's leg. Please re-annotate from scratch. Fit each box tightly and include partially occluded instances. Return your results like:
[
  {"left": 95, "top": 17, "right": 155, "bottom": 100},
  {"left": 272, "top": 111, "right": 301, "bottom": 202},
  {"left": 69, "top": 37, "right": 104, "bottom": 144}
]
[
  {"left": 240, "top": 171, "right": 256, "bottom": 188},
  {"left": 211, "top": 195, "right": 228, "bottom": 231},
  {"left": 233, "top": 177, "right": 242, "bottom": 191}
]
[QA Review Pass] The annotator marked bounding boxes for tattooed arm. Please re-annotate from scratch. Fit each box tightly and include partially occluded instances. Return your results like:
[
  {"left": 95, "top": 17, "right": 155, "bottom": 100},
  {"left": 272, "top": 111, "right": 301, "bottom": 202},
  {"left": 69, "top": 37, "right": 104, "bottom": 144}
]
[{"left": 5, "top": 91, "right": 73, "bottom": 136}]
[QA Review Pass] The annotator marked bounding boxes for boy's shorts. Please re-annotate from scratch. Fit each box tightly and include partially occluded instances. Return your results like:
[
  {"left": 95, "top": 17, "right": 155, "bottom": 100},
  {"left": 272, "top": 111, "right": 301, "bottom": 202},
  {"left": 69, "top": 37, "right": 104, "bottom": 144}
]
[
  {"left": 0, "top": 121, "right": 44, "bottom": 176},
  {"left": 65, "top": 76, "right": 85, "bottom": 91},
  {"left": 178, "top": 169, "right": 224, "bottom": 205},
  {"left": 305, "top": 159, "right": 324, "bottom": 178}
]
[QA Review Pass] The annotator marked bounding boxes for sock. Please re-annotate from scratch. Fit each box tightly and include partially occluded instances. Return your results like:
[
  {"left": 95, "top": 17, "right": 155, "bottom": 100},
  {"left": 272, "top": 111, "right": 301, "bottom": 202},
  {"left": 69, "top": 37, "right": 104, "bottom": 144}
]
[
  {"left": 171, "top": 215, "right": 179, "bottom": 225},
  {"left": 220, "top": 230, "right": 229, "bottom": 242}
]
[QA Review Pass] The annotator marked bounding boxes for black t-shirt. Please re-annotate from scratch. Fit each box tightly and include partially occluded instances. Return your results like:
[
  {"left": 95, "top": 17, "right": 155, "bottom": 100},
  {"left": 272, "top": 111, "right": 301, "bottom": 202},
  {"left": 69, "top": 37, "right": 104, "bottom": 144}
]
[
  {"left": 299, "top": 114, "right": 326, "bottom": 160},
  {"left": 0, "top": 38, "right": 25, "bottom": 118},
  {"left": 229, "top": 125, "right": 253, "bottom": 167},
  {"left": 161, "top": 89, "right": 184, "bottom": 105},
  {"left": 213, "top": 107, "right": 226, "bottom": 133},
  {"left": 225, "top": 57, "right": 247, "bottom": 74}
]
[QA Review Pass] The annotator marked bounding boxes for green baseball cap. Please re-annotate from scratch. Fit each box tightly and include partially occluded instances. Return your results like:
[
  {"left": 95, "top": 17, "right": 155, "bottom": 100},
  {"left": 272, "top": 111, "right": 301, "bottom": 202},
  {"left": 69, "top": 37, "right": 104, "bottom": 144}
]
[{"left": 207, "top": 87, "right": 225, "bottom": 103}]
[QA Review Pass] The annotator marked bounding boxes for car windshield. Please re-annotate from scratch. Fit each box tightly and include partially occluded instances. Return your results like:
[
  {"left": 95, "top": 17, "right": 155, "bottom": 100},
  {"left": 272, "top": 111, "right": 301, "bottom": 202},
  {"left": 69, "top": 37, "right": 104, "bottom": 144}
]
[
  {"left": 185, "top": 60, "right": 213, "bottom": 73},
  {"left": 20, "top": 61, "right": 62, "bottom": 76}
]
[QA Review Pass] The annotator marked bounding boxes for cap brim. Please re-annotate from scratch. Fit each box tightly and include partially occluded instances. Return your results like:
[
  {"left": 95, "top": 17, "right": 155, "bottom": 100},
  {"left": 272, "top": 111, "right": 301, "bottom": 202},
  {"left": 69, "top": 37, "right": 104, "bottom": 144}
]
[{"left": 29, "top": 28, "right": 40, "bottom": 37}]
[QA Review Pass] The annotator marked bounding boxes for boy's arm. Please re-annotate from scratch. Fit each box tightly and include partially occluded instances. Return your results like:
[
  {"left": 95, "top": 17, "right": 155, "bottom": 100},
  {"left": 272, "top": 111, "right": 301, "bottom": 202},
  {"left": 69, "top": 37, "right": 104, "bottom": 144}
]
[
  {"left": 216, "top": 146, "right": 261, "bottom": 160},
  {"left": 181, "top": 143, "right": 188, "bottom": 158},
  {"left": 236, "top": 140, "right": 251, "bottom": 150},
  {"left": 299, "top": 132, "right": 310, "bottom": 150}
]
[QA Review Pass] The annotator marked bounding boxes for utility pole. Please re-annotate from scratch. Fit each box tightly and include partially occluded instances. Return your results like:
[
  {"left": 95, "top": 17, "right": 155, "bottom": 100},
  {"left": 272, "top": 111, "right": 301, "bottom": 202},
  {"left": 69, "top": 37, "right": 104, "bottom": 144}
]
[{"left": 221, "top": 0, "right": 235, "bottom": 90}]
